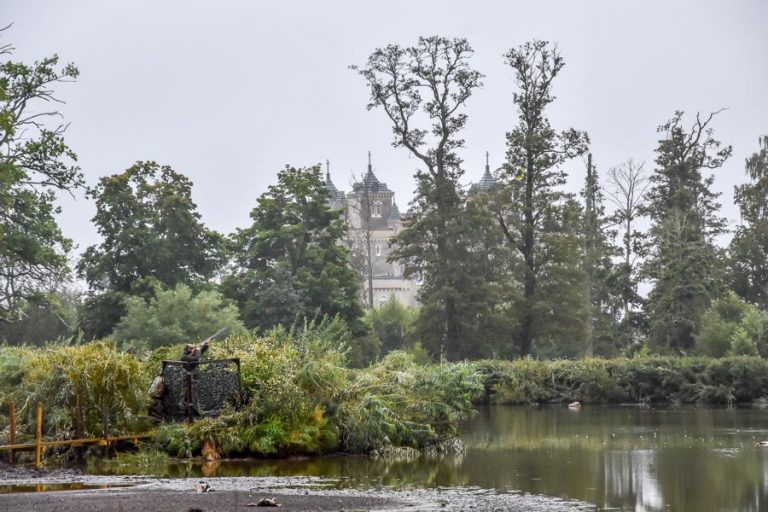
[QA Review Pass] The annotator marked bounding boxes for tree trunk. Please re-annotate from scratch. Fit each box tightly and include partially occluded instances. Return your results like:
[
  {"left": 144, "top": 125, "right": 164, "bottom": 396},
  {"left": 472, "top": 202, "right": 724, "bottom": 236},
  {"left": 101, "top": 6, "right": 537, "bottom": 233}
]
[
  {"left": 519, "top": 153, "right": 536, "bottom": 356},
  {"left": 366, "top": 230, "right": 374, "bottom": 309},
  {"left": 584, "top": 153, "right": 594, "bottom": 358}
]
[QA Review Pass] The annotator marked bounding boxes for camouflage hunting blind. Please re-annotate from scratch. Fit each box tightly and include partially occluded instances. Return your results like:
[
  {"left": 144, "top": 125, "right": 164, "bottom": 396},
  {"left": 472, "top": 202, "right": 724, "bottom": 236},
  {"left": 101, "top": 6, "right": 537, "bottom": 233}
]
[{"left": 161, "top": 358, "right": 241, "bottom": 421}]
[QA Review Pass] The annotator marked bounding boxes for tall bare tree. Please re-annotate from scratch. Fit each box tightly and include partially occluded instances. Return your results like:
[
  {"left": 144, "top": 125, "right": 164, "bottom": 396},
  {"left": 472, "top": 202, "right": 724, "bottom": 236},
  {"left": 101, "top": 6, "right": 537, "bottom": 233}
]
[
  {"left": 606, "top": 159, "right": 649, "bottom": 346},
  {"left": 346, "top": 162, "right": 376, "bottom": 309},
  {"left": 352, "top": 36, "right": 483, "bottom": 359}
]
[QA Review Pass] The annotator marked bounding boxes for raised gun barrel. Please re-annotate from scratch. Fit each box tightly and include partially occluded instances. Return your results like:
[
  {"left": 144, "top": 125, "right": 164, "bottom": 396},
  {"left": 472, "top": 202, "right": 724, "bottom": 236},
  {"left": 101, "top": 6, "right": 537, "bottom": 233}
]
[{"left": 180, "top": 327, "right": 229, "bottom": 362}]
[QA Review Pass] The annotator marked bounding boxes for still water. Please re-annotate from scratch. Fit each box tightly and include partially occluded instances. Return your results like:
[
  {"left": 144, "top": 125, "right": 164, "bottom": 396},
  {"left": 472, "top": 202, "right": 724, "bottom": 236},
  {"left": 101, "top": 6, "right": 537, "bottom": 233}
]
[{"left": 100, "top": 406, "right": 768, "bottom": 511}]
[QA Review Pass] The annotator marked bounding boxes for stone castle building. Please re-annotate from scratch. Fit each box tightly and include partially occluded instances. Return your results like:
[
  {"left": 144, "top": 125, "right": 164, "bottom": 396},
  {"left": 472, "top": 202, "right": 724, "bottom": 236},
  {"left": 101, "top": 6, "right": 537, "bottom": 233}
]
[
  {"left": 325, "top": 153, "right": 498, "bottom": 309},
  {"left": 326, "top": 155, "right": 420, "bottom": 308}
]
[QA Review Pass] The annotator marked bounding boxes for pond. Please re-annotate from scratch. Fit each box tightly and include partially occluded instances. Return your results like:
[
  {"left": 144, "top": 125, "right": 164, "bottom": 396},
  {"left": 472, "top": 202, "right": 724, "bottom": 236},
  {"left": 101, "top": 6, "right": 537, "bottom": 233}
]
[
  {"left": 92, "top": 405, "right": 768, "bottom": 511},
  {"left": 461, "top": 405, "right": 768, "bottom": 511}
]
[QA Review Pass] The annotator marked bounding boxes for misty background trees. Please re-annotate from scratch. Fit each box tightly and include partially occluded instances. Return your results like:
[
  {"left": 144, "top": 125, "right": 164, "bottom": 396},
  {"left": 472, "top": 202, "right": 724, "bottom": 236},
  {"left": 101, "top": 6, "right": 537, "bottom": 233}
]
[{"left": 1, "top": 31, "right": 767, "bottom": 365}]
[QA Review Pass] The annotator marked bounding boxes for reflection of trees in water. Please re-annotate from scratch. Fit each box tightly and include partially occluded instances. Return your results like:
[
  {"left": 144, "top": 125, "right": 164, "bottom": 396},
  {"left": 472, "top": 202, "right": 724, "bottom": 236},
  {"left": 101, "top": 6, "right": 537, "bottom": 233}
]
[
  {"left": 92, "top": 406, "right": 768, "bottom": 511},
  {"left": 655, "top": 447, "right": 768, "bottom": 512},
  {"left": 602, "top": 450, "right": 661, "bottom": 512},
  {"left": 461, "top": 406, "right": 768, "bottom": 510},
  {"left": 153, "top": 453, "right": 467, "bottom": 489}
]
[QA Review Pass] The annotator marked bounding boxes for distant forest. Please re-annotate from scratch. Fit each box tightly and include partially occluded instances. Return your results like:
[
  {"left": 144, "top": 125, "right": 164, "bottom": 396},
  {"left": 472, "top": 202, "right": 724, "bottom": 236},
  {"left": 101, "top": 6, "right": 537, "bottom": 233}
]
[{"left": 2, "top": 33, "right": 766, "bottom": 363}]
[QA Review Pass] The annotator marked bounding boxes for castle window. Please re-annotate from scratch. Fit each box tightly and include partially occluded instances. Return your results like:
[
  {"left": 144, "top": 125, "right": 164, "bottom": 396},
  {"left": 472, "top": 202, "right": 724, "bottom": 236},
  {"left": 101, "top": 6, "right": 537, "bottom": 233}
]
[
  {"left": 372, "top": 201, "right": 382, "bottom": 217},
  {"left": 376, "top": 244, "right": 382, "bottom": 256}
]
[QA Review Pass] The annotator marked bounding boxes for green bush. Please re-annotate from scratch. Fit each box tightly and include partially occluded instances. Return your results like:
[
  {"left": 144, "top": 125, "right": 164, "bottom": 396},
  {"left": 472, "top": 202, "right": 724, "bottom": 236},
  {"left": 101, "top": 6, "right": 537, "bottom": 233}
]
[
  {"left": 154, "top": 325, "right": 482, "bottom": 458},
  {"left": 697, "top": 292, "right": 768, "bottom": 357},
  {"left": 112, "top": 283, "right": 245, "bottom": 350},
  {"left": 481, "top": 356, "right": 768, "bottom": 405},
  {"left": 338, "top": 351, "right": 482, "bottom": 452},
  {"left": 0, "top": 341, "right": 148, "bottom": 438}
]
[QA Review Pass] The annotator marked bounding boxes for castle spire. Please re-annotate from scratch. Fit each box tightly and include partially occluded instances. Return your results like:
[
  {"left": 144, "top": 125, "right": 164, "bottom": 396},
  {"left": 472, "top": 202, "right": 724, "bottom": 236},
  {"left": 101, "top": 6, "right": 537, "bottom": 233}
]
[
  {"left": 471, "top": 151, "right": 498, "bottom": 193},
  {"left": 368, "top": 150, "right": 372, "bottom": 173},
  {"left": 326, "top": 159, "right": 331, "bottom": 181}
]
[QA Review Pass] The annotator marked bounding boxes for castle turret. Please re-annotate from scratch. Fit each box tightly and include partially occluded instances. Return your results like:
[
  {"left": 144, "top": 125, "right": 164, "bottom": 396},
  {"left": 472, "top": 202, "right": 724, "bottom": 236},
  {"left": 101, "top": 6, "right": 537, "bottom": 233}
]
[
  {"left": 470, "top": 151, "right": 498, "bottom": 193},
  {"left": 325, "top": 159, "right": 345, "bottom": 210},
  {"left": 347, "top": 151, "right": 394, "bottom": 230}
]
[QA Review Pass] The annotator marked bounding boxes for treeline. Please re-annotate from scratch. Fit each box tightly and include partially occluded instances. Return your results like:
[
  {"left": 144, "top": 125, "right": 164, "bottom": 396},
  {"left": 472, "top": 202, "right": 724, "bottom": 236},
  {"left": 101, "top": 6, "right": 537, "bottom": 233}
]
[
  {"left": 1, "top": 32, "right": 767, "bottom": 363},
  {"left": 352, "top": 37, "right": 768, "bottom": 361}
]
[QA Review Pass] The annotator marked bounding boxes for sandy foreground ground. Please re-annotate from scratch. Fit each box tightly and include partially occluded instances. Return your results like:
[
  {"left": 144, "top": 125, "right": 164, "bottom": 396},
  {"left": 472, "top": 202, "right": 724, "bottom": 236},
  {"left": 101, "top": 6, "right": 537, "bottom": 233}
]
[{"left": 0, "top": 463, "right": 595, "bottom": 512}]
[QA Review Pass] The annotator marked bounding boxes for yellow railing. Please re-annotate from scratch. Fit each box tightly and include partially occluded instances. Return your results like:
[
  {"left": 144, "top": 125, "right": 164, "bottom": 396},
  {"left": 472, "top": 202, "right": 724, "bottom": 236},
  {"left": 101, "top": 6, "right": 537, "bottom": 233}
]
[{"left": 0, "top": 401, "right": 151, "bottom": 467}]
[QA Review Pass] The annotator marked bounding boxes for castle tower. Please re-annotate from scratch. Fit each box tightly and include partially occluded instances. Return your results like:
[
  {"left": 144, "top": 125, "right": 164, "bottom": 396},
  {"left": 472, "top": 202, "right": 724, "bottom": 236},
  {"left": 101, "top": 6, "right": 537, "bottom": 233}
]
[
  {"left": 343, "top": 151, "right": 419, "bottom": 308},
  {"left": 470, "top": 151, "right": 498, "bottom": 193},
  {"left": 324, "top": 159, "right": 345, "bottom": 210},
  {"left": 346, "top": 151, "right": 395, "bottom": 230}
]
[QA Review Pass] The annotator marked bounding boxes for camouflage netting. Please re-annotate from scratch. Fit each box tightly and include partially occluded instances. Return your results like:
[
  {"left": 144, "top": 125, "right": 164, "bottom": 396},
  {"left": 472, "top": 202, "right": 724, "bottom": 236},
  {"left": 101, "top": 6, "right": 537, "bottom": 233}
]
[{"left": 161, "top": 359, "right": 241, "bottom": 420}]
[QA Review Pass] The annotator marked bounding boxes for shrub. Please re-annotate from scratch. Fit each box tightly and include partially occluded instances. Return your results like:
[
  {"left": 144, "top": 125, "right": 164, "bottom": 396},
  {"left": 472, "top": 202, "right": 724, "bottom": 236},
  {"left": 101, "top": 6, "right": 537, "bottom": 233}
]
[
  {"left": 480, "top": 356, "right": 768, "bottom": 405},
  {"left": 697, "top": 292, "right": 767, "bottom": 357},
  {"left": 1, "top": 342, "right": 147, "bottom": 438},
  {"left": 112, "top": 283, "right": 245, "bottom": 350}
]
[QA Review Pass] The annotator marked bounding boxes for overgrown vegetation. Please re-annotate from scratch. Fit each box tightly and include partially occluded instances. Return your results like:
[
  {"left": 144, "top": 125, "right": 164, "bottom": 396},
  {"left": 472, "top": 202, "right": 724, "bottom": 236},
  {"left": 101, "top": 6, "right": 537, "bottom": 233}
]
[
  {"left": 0, "top": 325, "right": 482, "bottom": 460},
  {"left": 5, "top": 331, "right": 768, "bottom": 465},
  {"left": 0, "top": 342, "right": 146, "bottom": 439},
  {"left": 477, "top": 356, "right": 768, "bottom": 406}
]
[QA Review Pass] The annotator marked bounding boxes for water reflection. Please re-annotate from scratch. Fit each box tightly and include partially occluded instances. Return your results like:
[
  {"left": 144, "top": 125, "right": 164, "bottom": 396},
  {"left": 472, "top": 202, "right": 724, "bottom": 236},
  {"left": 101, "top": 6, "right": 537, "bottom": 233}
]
[
  {"left": 462, "top": 406, "right": 768, "bottom": 511},
  {"left": 0, "top": 483, "right": 130, "bottom": 494},
  {"left": 89, "top": 406, "right": 768, "bottom": 511}
]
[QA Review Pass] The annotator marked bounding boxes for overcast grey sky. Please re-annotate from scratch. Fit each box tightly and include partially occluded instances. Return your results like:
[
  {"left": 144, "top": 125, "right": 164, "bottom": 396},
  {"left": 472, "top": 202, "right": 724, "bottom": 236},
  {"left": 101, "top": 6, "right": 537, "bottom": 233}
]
[{"left": 4, "top": 0, "right": 767, "bottom": 255}]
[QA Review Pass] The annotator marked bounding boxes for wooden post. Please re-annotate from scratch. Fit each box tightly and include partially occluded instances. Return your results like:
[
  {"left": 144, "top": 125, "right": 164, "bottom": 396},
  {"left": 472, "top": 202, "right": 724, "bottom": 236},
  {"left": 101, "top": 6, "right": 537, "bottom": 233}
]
[
  {"left": 75, "top": 393, "right": 83, "bottom": 438},
  {"left": 185, "top": 367, "right": 194, "bottom": 424},
  {"left": 35, "top": 401, "right": 43, "bottom": 468},
  {"left": 102, "top": 406, "right": 110, "bottom": 458},
  {"left": 74, "top": 393, "right": 83, "bottom": 463},
  {"left": 9, "top": 401, "right": 16, "bottom": 464}
]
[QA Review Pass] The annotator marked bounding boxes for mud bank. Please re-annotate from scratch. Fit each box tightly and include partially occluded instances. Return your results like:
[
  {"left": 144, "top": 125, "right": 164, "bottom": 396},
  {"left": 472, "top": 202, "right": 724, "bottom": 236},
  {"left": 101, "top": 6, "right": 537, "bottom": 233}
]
[{"left": 0, "top": 472, "right": 595, "bottom": 511}]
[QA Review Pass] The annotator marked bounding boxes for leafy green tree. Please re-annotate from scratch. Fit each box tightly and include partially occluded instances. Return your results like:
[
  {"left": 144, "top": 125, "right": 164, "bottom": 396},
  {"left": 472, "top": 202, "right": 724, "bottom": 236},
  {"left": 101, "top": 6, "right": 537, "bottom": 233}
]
[
  {"left": 0, "top": 29, "right": 82, "bottom": 321},
  {"left": 76, "top": 161, "right": 225, "bottom": 338},
  {"left": 495, "top": 40, "right": 589, "bottom": 356},
  {"left": 697, "top": 291, "right": 749, "bottom": 357},
  {"left": 645, "top": 111, "right": 731, "bottom": 353},
  {"left": 741, "top": 307, "right": 768, "bottom": 357},
  {"left": 111, "top": 283, "right": 244, "bottom": 350},
  {"left": 728, "top": 326, "right": 758, "bottom": 356},
  {"left": 352, "top": 36, "right": 493, "bottom": 361},
  {"left": 533, "top": 199, "right": 589, "bottom": 359},
  {"left": 223, "top": 165, "right": 362, "bottom": 331},
  {"left": 410, "top": 187, "right": 515, "bottom": 360},
  {"left": 697, "top": 291, "right": 768, "bottom": 357},
  {"left": 367, "top": 297, "right": 417, "bottom": 355},
  {"left": 730, "top": 136, "right": 768, "bottom": 308}
]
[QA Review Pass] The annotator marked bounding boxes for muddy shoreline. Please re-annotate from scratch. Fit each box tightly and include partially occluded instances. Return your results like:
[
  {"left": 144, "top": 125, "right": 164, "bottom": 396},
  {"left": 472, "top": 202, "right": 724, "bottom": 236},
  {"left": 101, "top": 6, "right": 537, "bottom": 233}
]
[{"left": 0, "top": 463, "right": 595, "bottom": 511}]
